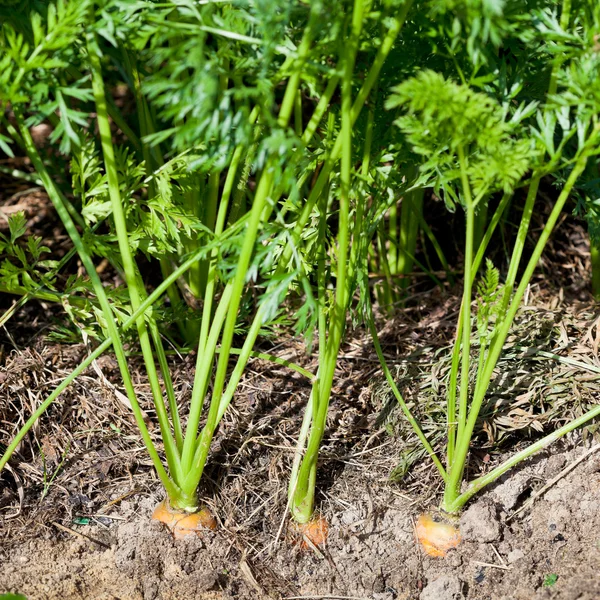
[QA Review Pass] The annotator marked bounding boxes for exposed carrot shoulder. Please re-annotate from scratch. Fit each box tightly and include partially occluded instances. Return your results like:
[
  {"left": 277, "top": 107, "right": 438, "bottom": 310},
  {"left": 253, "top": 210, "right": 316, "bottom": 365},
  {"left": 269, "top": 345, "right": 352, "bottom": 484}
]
[
  {"left": 289, "top": 514, "right": 329, "bottom": 549},
  {"left": 415, "top": 512, "right": 461, "bottom": 557},
  {"left": 152, "top": 499, "right": 217, "bottom": 540}
]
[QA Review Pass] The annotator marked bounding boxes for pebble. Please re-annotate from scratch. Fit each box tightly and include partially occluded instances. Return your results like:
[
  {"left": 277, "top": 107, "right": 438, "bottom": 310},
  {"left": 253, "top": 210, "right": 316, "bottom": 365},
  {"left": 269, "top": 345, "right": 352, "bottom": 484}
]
[{"left": 507, "top": 548, "right": 525, "bottom": 564}]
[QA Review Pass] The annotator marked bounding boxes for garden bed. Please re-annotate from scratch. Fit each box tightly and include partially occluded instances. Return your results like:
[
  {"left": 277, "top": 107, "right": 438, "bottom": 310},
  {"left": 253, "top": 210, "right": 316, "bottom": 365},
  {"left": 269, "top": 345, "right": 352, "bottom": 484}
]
[{"left": 2, "top": 277, "right": 600, "bottom": 600}]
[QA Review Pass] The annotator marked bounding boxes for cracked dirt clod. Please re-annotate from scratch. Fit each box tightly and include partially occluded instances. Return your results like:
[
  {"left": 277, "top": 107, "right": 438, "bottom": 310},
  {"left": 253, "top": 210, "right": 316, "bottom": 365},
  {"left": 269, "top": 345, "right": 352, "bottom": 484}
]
[
  {"left": 420, "top": 573, "right": 463, "bottom": 600},
  {"left": 492, "top": 472, "right": 533, "bottom": 511},
  {"left": 459, "top": 501, "right": 501, "bottom": 543}
]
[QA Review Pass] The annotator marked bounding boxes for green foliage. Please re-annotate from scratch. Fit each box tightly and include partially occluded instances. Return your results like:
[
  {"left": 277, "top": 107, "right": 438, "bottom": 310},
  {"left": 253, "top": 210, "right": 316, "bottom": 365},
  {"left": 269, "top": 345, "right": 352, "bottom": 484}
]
[
  {"left": 476, "top": 258, "right": 502, "bottom": 341},
  {"left": 387, "top": 71, "right": 535, "bottom": 205},
  {"left": 0, "top": 0, "right": 91, "bottom": 153},
  {"left": 0, "top": 212, "right": 56, "bottom": 293},
  {"left": 2, "top": 0, "right": 600, "bottom": 527}
]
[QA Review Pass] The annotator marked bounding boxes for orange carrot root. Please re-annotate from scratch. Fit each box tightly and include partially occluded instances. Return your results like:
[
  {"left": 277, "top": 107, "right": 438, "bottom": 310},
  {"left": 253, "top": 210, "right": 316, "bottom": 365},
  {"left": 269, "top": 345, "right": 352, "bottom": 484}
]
[
  {"left": 152, "top": 499, "right": 217, "bottom": 540},
  {"left": 415, "top": 512, "right": 461, "bottom": 557},
  {"left": 290, "top": 514, "right": 329, "bottom": 549}
]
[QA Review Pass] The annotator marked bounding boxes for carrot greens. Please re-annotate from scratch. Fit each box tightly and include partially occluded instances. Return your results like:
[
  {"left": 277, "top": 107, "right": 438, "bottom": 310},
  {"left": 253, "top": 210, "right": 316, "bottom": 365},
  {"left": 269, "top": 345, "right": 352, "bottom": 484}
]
[{"left": 1, "top": 0, "right": 599, "bottom": 542}]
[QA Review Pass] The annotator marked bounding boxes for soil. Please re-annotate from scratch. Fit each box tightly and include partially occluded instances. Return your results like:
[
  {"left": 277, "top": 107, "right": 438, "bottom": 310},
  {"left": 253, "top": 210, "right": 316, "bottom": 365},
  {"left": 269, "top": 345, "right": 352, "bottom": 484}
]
[
  {"left": 2, "top": 441, "right": 600, "bottom": 600},
  {"left": 2, "top": 313, "right": 600, "bottom": 600}
]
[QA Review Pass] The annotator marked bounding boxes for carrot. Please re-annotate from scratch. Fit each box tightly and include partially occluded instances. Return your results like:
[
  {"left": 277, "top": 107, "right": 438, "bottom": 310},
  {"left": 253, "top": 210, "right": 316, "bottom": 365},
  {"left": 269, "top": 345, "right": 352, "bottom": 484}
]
[
  {"left": 152, "top": 499, "right": 217, "bottom": 540},
  {"left": 415, "top": 513, "right": 461, "bottom": 557},
  {"left": 289, "top": 514, "right": 329, "bottom": 549}
]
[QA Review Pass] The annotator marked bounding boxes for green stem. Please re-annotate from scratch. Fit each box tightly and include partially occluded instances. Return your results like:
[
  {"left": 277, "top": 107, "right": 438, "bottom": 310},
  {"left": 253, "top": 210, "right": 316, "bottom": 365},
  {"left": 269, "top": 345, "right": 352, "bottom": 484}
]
[
  {"left": 121, "top": 48, "right": 191, "bottom": 351},
  {"left": 180, "top": 168, "right": 274, "bottom": 476},
  {"left": 301, "top": 76, "right": 340, "bottom": 145},
  {"left": 454, "top": 147, "right": 475, "bottom": 453},
  {"left": 179, "top": 5, "right": 318, "bottom": 485},
  {"left": 87, "top": 30, "right": 184, "bottom": 485},
  {"left": 397, "top": 170, "right": 424, "bottom": 291},
  {"left": 448, "top": 401, "right": 600, "bottom": 512},
  {"left": 0, "top": 244, "right": 212, "bottom": 476},
  {"left": 197, "top": 107, "right": 259, "bottom": 358},
  {"left": 182, "top": 283, "right": 235, "bottom": 474},
  {"left": 446, "top": 190, "right": 512, "bottom": 467},
  {"left": 291, "top": 0, "right": 365, "bottom": 524},
  {"left": 287, "top": 177, "right": 330, "bottom": 507},
  {"left": 277, "top": 4, "right": 412, "bottom": 276},
  {"left": 366, "top": 294, "right": 447, "bottom": 480},
  {"left": 443, "top": 146, "right": 475, "bottom": 508},
  {"left": 13, "top": 110, "right": 180, "bottom": 501},
  {"left": 442, "top": 136, "right": 598, "bottom": 513}
]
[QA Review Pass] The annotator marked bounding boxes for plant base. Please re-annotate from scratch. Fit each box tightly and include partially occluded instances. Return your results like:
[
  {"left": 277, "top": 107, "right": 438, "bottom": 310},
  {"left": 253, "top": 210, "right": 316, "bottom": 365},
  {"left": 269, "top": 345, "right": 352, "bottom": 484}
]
[
  {"left": 415, "top": 512, "right": 461, "bottom": 557},
  {"left": 152, "top": 499, "right": 217, "bottom": 540},
  {"left": 289, "top": 514, "right": 329, "bottom": 549}
]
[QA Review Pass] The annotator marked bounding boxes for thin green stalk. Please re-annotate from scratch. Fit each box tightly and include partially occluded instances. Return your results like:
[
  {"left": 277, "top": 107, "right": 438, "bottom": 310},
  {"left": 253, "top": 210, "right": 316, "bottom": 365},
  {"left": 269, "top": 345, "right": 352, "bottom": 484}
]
[
  {"left": 294, "top": 91, "right": 303, "bottom": 137},
  {"left": 317, "top": 184, "right": 330, "bottom": 371},
  {"left": 442, "top": 136, "right": 598, "bottom": 513},
  {"left": 197, "top": 107, "right": 259, "bottom": 357},
  {"left": 498, "top": 178, "right": 539, "bottom": 319},
  {"left": 284, "top": 0, "right": 415, "bottom": 521},
  {"left": 179, "top": 5, "right": 318, "bottom": 478},
  {"left": 214, "top": 312, "right": 264, "bottom": 423},
  {"left": 2, "top": 112, "right": 89, "bottom": 234},
  {"left": 0, "top": 285, "right": 82, "bottom": 306},
  {"left": 13, "top": 110, "right": 181, "bottom": 502},
  {"left": 180, "top": 176, "right": 270, "bottom": 476},
  {"left": 473, "top": 179, "right": 540, "bottom": 408},
  {"left": 454, "top": 146, "right": 475, "bottom": 456},
  {"left": 301, "top": 76, "right": 340, "bottom": 145},
  {"left": 366, "top": 293, "right": 447, "bottom": 480},
  {"left": 66, "top": 65, "right": 142, "bottom": 153},
  {"left": 291, "top": 0, "right": 365, "bottom": 523},
  {"left": 0, "top": 243, "right": 213, "bottom": 474},
  {"left": 180, "top": 167, "right": 274, "bottom": 472},
  {"left": 122, "top": 49, "right": 186, "bottom": 336},
  {"left": 446, "top": 322, "right": 461, "bottom": 468},
  {"left": 475, "top": 0, "right": 573, "bottom": 400},
  {"left": 278, "top": 5, "right": 413, "bottom": 274},
  {"left": 122, "top": 48, "right": 192, "bottom": 360},
  {"left": 189, "top": 282, "right": 318, "bottom": 491},
  {"left": 449, "top": 400, "right": 600, "bottom": 511},
  {"left": 219, "top": 347, "right": 314, "bottom": 380},
  {"left": 446, "top": 190, "right": 512, "bottom": 466},
  {"left": 473, "top": 191, "right": 513, "bottom": 272},
  {"left": 87, "top": 30, "right": 184, "bottom": 487},
  {"left": 397, "top": 169, "right": 424, "bottom": 291},
  {"left": 182, "top": 283, "right": 235, "bottom": 468},
  {"left": 287, "top": 179, "right": 329, "bottom": 505}
]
